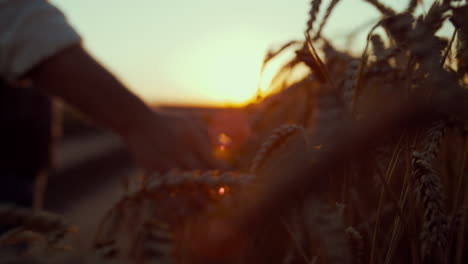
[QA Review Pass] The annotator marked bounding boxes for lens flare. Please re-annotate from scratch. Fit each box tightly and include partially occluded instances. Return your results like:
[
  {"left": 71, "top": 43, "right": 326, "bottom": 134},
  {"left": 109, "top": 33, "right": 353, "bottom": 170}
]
[
  {"left": 218, "top": 187, "right": 226, "bottom": 195},
  {"left": 218, "top": 133, "right": 232, "bottom": 146}
]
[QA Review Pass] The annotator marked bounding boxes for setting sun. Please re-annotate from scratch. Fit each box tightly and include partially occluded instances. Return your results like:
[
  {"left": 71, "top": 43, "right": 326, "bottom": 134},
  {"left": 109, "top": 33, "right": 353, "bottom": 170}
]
[{"left": 181, "top": 31, "right": 266, "bottom": 105}]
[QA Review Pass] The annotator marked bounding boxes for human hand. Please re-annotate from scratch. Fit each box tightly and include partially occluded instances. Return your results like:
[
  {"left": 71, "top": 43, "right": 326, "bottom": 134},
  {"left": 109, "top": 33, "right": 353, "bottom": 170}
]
[{"left": 121, "top": 111, "right": 226, "bottom": 172}]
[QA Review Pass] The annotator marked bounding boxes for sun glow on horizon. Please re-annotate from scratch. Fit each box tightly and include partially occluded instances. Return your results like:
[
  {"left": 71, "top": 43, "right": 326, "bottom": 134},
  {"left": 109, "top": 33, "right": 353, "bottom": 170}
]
[
  {"left": 50, "top": 0, "right": 308, "bottom": 107},
  {"left": 179, "top": 32, "right": 268, "bottom": 105},
  {"left": 50, "top": 0, "right": 435, "bottom": 106}
]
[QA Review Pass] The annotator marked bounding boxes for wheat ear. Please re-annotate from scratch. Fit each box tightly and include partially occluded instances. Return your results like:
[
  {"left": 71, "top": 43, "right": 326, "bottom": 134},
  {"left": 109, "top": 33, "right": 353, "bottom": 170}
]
[
  {"left": 306, "top": 0, "right": 323, "bottom": 34},
  {"left": 250, "top": 124, "right": 303, "bottom": 174},
  {"left": 0, "top": 204, "right": 72, "bottom": 244},
  {"left": 411, "top": 121, "right": 449, "bottom": 258}
]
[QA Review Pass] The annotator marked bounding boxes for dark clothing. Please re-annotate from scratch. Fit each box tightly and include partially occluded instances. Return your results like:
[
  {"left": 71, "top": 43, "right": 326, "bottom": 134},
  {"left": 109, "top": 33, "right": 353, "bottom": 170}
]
[{"left": 0, "top": 80, "right": 53, "bottom": 207}]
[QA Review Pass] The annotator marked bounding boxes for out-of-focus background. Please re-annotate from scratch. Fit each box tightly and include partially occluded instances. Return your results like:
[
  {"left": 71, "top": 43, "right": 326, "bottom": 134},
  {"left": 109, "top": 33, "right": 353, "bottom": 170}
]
[
  {"left": 50, "top": 0, "right": 440, "bottom": 106},
  {"left": 45, "top": 104, "right": 248, "bottom": 240},
  {"left": 42, "top": 0, "right": 451, "bottom": 242}
]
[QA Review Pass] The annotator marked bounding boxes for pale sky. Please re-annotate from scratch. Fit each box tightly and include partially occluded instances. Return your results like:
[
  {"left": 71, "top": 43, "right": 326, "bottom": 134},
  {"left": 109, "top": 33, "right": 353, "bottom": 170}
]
[{"left": 50, "top": 0, "right": 441, "bottom": 106}]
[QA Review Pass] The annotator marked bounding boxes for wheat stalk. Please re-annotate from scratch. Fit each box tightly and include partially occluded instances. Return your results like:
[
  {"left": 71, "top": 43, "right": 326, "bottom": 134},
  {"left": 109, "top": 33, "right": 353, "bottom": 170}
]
[
  {"left": 423, "top": 1, "right": 451, "bottom": 35},
  {"left": 450, "top": 206, "right": 468, "bottom": 234},
  {"left": 130, "top": 220, "right": 173, "bottom": 264},
  {"left": 346, "top": 227, "right": 364, "bottom": 264},
  {"left": 0, "top": 204, "right": 73, "bottom": 244},
  {"left": 94, "top": 169, "right": 255, "bottom": 263},
  {"left": 363, "top": 0, "right": 395, "bottom": 16},
  {"left": 313, "top": 90, "right": 346, "bottom": 138}
]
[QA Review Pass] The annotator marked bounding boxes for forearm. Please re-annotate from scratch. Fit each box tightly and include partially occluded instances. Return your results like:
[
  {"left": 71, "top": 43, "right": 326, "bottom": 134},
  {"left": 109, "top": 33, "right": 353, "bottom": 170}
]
[{"left": 26, "top": 44, "right": 157, "bottom": 137}]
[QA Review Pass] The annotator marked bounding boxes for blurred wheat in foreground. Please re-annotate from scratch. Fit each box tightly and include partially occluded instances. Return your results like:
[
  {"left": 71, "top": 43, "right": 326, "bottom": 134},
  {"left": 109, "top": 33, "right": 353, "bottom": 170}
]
[{"left": 2, "top": 0, "right": 468, "bottom": 263}]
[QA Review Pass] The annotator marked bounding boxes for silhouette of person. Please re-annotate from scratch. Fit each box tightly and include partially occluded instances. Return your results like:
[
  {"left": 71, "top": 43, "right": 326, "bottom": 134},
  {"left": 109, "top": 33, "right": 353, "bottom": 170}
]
[{"left": 0, "top": 0, "right": 221, "bottom": 208}]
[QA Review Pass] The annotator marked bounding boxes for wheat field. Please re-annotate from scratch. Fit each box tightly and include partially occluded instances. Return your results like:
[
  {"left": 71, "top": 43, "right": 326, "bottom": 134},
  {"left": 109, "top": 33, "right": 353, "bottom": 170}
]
[{"left": 2, "top": 0, "right": 468, "bottom": 263}]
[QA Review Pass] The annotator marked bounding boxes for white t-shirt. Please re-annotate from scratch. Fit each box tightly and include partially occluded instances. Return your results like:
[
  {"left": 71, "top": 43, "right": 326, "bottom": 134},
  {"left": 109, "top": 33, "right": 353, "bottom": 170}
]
[{"left": 0, "top": 0, "right": 81, "bottom": 82}]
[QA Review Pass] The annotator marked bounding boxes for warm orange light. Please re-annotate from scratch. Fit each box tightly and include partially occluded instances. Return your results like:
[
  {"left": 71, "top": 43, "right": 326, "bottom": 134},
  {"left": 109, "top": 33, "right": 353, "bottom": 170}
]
[
  {"left": 218, "top": 187, "right": 226, "bottom": 195},
  {"left": 179, "top": 32, "right": 273, "bottom": 106},
  {"left": 218, "top": 133, "right": 232, "bottom": 146},
  {"left": 216, "top": 133, "right": 232, "bottom": 154},
  {"left": 213, "top": 132, "right": 236, "bottom": 162},
  {"left": 214, "top": 145, "right": 229, "bottom": 160}
]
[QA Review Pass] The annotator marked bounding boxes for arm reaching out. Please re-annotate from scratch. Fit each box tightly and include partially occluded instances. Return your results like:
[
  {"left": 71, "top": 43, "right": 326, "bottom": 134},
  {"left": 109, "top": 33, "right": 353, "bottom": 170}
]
[
  {"left": 26, "top": 44, "right": 220, "bottom": 171},
  {"left": 27, "top": 44, "right": 153, "bottom": 141}
]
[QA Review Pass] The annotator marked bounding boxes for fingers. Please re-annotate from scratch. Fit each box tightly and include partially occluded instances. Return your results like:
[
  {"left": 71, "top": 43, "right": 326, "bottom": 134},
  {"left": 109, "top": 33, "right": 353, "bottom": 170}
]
[
  {"left": 133, "top": 141, "right": 180, "bottom": 172},
  {"left": 128, "top": 112, "right": 231, "bottom": 173},
  {"left": 144, "top": 145, "right": 206, "bottom": 172}
]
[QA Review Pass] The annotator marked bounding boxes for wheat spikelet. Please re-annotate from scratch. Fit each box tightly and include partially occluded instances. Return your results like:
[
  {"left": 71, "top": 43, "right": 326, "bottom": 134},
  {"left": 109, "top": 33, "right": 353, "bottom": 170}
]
[
  {"left": 391, "top": 2, "right": 448, "bottom": 65},
  {"left": 96, "top": 170, "right": 252, "bottom": 239},
  {"left": 381, "top": 2, "right": 462, "bottom": 113},
  {"left": 306, "top": 0, "right": 323, "bottom": 34},
  {"left": 0, "top": 228, "right": 50, "bottom": 255},
  {"left": 423, "top": 1, "right": 451, "bottom": 35},
  {"left": 411, "top": 121, "right": 449, "bottom": 258},
  {"left": 381, "top": 13, "right": 414, "bottom": 49},
  {"left": 313, "top": 0, "right": 340, "bottom": 41},
  {"left": 370, "top": 34, "right": 386, "bottom": 62},
  {"left": 105, "top": 170, "right": 253, "bottom": 218},
  {"left": 94, "top": 169, "right": 254, "bottom": 264},
  {"left": 0, "top": 251, "right": 114, "bottom": 264},
  {"left": 250, "top": 124, "right": 303, "bottom": 174},
  {"left": 342, "top": 59, "right": 360, "bottom": 111},
  {"left": 416, "top": 169, "right": 448, "bottom": 257},
  {"left": 131, "top": 220, "right": 173, "bottom": 264},
  {"left": 0, "top": 204, "right": 71, "bottom": 244},
  {"left": 345, "top": 227, "right": 364, "bottom": 264},
  {"left": 417, "top": 120, "right": 446, "bottom": 162}
]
